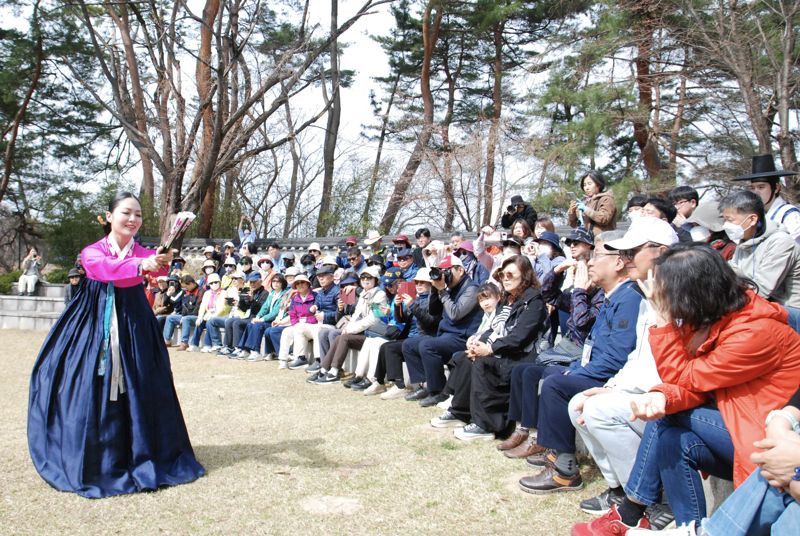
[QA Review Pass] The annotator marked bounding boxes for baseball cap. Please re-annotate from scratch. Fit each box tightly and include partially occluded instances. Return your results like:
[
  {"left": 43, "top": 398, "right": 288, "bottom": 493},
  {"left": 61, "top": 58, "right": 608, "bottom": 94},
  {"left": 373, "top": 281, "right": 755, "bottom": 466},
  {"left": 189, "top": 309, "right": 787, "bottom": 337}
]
[
  {"left": 396, "top": 247, "right": 414, "bottom": 258},
  {"left": 393, "top": 234, "right": 410, "bottom": 244},
  {"left": 438, "top": 255, "right": 463, "bottom": 269},
  {"left": 564, "top": 227, "right": 595, "bottom": 247},
  {"left": 247, "top": 271, "right": 262, "bottom": 282},
  {"left": 604, "top": 216, "right": 679, "bottom": 251}
]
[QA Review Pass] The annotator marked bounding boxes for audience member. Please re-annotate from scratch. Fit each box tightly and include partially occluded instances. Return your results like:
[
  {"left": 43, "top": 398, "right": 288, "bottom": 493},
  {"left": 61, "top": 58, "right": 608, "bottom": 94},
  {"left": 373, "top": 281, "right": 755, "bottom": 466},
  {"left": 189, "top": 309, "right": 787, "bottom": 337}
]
[
  {"left": 685, "top": 201, "right": 736, "bottom": 260},
  {"left": 413, "top": 228, "right": 432, "bottom": 267},
  {"left": 668, "top": 186, "right": 699, "bottom": 228},
  {"left": 643, "top": 197, "right": 692, "bottom": 243},
  {"left": 236, "top": 273, "right": 288, "bottom": 360},
  {"left": 568, "top": 170, "right": 617, "bottom": 234},
  {"left": 164, "top": 275, "right": 203, "bottom": 351},
  {"left": 19, "top": 247, "right": 42, "bottom": 296},
  {"left": 502, "top": 195, "right": 538, "bottom": 230},
  {"left": 64, "top": 268, "right": 83, "bottom": 304},
  {"left": 455, "top": 241, "right": 490, "bottom": 286}
]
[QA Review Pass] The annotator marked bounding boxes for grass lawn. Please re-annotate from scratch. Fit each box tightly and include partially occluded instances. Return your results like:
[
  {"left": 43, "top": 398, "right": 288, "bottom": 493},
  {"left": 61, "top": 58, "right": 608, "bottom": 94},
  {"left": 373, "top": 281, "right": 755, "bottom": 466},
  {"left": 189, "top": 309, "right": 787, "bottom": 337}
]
[{"left": 1, "top": 330, "right": 606, "bottom": 535}]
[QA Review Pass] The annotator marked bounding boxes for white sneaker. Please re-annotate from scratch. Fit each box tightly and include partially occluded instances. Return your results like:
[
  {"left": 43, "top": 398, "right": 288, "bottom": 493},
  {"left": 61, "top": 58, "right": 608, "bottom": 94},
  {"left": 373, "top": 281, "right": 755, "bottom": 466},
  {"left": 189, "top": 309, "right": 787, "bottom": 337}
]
[
  {"left": 380, "top": 385, "right": 408, "bottom": 400},
  {"left": 208, "top": 345, "right": 221, "bottom": 353},
  {"left": 263, "top": 352, "right": 276, "bottom": 361},
  {"left": 246, "top": 352, "right": 261, "bottom": 362},
  {"left": 436, "top": 394, "right": 453, "bottom": 410},
  {"left": 199, "top": 346, "right": 211, "bottom": 353},
  {"left": 454, "top": 423, "right": 494, "bottom": 441},
  {"left": 629, "top": 521, "right": 697, "bottom": 535},
  {"left": 278, "top": 360, "right": 288, "bottom": 369},
  {"left": 430, "top": 411, "right": 467, "bottom": 428},
  {"left": 187, "top": 345, "right": 199, "bottom": 352},
  {"left": 363, "top": 382, "right": 387, "bottom": 396},
  {"left": 237, "top": 350, "right": 250, "bottom": 360}
]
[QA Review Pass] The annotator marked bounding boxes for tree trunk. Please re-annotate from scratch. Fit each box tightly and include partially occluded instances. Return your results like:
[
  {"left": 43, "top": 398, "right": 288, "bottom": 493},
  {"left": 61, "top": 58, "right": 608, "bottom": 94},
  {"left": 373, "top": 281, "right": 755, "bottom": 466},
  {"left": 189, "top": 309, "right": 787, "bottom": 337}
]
[
  {"left": 776, "top": 2, "right": 799, "bottom": 197},
  {"left": 632, "top": 22, "right": 662, "bottom": 179},
  {"left": 316, "top": 0, "right": 341, "bottom": 236},
  {"left": 282, "top": 96, "right": 301, "bottom": 238},
  {"left": 191, "top": 0, "right": 221, "bottom": 237},
  {"left": 482, "top": 22, "right": 504, "bottom": 226},
  {"left": 378, "top": 1, "right": 442, "bottom": 233},
  {"left": 362, "top": 74, "right": 400, "bottom": 233}
]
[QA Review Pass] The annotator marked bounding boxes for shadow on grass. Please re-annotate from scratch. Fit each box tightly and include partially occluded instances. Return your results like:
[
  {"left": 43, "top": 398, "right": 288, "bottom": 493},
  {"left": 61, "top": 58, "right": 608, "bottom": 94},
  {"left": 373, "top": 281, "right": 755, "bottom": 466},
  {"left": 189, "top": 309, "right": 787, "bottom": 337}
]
[{"left": 194, "top": 438, "right": 341, "bottom": 472}]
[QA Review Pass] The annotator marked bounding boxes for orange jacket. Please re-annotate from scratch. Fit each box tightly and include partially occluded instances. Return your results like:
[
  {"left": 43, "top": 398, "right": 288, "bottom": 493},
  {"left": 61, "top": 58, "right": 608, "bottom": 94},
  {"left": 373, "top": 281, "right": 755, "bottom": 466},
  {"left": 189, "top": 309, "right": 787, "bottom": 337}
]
[{"left": 648, "top": 290, "right": 800, "bottom": 487}]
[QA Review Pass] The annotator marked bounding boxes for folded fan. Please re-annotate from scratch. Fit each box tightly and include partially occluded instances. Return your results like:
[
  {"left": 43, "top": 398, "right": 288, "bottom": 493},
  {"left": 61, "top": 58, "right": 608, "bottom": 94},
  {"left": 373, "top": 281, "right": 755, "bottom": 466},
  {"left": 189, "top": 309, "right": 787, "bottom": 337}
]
[{"left": 161, "top": 212, "right": 196, "bottom": 251}]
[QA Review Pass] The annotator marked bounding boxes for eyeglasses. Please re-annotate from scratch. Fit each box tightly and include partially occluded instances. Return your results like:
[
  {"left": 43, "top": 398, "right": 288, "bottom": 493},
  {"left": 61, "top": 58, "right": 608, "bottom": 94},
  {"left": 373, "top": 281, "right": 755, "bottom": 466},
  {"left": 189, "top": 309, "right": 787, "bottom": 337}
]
[
  {"left": 673, "top": 199, "right": 689, "bottom": 207},
  {"left": 619, "top": 244, "right": 660, "bottom": 261},
  {"left": 500, "top": 271, "right": 519, "bottom": 280},
  {"left": 348, "top": 257, "right": 359, "bottom": 261}
]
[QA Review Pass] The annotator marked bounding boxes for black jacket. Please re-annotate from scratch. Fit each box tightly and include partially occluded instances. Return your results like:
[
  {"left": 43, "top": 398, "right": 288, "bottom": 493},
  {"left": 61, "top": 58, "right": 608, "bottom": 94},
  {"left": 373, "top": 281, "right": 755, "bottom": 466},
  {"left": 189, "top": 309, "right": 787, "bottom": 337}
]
[
  {"left": 501, "top": 203, "right": 538, "bottom": 230},
  {"left": 480, "top": 286, "right": 547, "bottom": 360}
]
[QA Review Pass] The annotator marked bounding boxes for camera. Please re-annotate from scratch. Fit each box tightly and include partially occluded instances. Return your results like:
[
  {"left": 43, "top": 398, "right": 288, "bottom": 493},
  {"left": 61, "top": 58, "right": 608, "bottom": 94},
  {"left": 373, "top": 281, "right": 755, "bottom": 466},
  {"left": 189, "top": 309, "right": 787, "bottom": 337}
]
[
  {"left": 429, "top": 267, "right": 442, "bottom": 280},
  {"left": 225, "top": 296, "right": 235, "bottom": 305}
]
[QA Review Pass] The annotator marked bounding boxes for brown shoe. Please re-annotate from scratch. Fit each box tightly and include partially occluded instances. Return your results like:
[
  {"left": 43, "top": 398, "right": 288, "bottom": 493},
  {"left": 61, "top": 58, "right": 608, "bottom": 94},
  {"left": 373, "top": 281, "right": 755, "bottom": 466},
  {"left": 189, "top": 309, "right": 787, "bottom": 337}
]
[
  {"left": 496, "top": 429, "right": 528, "bottom": 451},
  {"left": 526, "top": 448, "right": 556, "bottom": 467},
  {"left": 164, "top": 340, "right": 173, "bottom": 347},
  {"left": 518, "top": 464, "right": 583, "bottom": 494},
  {"left": 504, "top": 438, "right": 546, "bottom": 459},
  {"left": 177, "top": 343, "right": 189, "bottom": 351}
]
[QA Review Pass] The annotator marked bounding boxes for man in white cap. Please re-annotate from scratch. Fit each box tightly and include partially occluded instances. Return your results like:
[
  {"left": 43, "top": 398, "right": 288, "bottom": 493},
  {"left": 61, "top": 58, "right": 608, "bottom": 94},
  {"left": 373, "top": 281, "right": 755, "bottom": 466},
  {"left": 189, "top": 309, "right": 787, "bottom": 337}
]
[{"left": 566, "top": 217, "right": 679, "bottom": 532}]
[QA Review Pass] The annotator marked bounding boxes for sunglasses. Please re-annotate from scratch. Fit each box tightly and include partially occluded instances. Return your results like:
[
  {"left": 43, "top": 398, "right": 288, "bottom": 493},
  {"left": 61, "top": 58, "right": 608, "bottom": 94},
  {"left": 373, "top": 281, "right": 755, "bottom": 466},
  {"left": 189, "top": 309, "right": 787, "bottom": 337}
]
[{"left": 619, "top": 243, "right": 660, "bottom": 261}]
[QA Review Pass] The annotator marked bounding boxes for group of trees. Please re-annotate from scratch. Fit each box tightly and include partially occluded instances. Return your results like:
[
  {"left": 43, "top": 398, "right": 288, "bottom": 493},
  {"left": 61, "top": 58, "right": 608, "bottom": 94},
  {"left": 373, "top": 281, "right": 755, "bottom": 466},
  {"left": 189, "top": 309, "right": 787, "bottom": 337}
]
[{"left": 1, "top": 0, "right": 798, "bottom": 268}]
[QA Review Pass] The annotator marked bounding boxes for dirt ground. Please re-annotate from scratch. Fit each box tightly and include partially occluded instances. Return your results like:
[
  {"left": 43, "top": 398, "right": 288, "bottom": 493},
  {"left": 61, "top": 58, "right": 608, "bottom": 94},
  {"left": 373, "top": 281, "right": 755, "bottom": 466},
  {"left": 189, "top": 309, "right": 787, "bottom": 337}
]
[{"left": 0, "top": 330, "right": 605, "bottom": 535}]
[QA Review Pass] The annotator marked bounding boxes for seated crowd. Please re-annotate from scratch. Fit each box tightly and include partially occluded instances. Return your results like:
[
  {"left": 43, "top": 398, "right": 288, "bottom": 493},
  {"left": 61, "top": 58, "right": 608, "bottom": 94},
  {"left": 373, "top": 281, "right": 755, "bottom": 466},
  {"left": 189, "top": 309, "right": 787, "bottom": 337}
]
[{"left": 89, "top": 155, "right": 800, "bottom": 535}]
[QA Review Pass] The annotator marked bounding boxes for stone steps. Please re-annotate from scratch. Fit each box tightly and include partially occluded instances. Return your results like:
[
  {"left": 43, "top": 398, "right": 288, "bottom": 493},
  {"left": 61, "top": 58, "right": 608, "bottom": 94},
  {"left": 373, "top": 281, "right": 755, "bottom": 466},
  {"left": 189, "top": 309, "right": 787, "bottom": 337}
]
[{"left": 0, "top": 293, "right": 65, "bottom": 331}]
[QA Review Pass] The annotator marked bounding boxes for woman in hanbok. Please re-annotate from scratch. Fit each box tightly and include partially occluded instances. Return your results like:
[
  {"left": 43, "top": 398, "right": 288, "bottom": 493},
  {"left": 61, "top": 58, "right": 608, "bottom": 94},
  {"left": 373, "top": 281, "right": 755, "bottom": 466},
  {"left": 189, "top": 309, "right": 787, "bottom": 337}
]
[{"left": 28, "top": 192, "right": 205, "bottom": 498}]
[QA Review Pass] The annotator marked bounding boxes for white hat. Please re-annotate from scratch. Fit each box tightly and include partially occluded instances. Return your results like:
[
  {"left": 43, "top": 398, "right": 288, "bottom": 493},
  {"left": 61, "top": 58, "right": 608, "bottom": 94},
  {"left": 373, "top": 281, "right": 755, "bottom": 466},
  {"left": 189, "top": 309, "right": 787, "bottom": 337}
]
[
  {"left": 308, "top": 242, "right": 321, "bottom": 252},
  {"left": 360, "top": 265, "right": 382, "bottom": 280},
  {"left": 604, "top": 216, "right": 679, "bottom": 251},
  {"left": 292, "top": 273, "right": 311, "bottom": 286},
  {"left": 321, "top": 255, "right": 338, "bottom": 266},
  {"left": 223, "top": 241, "right": 235, "bottom": 249},
  {"left": 207, "top": 273, "right": 221, "bottom": 283},
  {"left": 231, "top": 271, "right": 245, "bottom": 280},
  {"left": 203, "top": 245, "right": 215, "bottom": 254},
  {"left": 284, "top": 266, "right": 300, "bottom": 277},
  {"left": 364, "top": 230, "right": 383, "bottom": 246},
  {"left": 157, "top": 275, "right": 168, "bottom": 282},
  {"left": 414, "top": 267, "right": 432, "bottom": 283},
  {"left": 223, "top": 257, "right": 237, "bottom": 266}
]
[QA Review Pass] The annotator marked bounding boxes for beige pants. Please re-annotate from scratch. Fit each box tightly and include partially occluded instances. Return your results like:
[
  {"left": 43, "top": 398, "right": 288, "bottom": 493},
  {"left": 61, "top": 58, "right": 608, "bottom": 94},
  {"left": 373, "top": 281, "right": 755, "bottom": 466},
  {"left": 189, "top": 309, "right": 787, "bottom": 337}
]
[
  {"left": 290, "top": 322, "right": 337, "bottom": 360},
  {"left": 354, "top": 337, "right": 388, "bottom": 380}
]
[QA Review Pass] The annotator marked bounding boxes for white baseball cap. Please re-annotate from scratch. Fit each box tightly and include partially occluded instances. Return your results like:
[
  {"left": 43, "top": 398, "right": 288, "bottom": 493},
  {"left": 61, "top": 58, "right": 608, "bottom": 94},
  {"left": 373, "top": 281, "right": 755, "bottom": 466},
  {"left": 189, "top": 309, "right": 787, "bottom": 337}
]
[
  {"left": 414, "top": 267, "right": 432, "bottom": 283},
  {"left": 308, "top": 242, "right": 321, "bottom": 252},
  {"left": 604, "top": 217, "right": 679, "bottom": 251}
]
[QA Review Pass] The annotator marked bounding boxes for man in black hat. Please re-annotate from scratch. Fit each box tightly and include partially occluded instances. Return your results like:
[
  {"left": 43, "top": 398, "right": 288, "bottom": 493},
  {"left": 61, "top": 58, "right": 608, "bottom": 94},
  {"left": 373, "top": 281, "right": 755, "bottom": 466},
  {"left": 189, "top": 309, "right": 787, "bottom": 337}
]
[
  {"left": 501, "top": 194, "right": 538, "bottom": 231},
  {"left": 734, "top": 154, "right": 800, "bottom": 244}
]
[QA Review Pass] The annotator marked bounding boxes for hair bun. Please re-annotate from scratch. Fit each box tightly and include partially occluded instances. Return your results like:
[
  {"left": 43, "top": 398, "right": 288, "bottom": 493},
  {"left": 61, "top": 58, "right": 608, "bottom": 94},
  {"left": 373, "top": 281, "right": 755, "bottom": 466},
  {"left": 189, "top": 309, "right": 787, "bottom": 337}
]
[{"left": 96, "top": 215, "right": 105, "bottom": 225}]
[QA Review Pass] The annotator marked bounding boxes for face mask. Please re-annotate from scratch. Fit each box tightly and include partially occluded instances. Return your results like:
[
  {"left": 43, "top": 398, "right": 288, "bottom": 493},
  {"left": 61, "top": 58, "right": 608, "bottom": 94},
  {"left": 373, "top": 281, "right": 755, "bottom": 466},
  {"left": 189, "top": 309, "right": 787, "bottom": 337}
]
[
  {"left": 538, "top": 244, "right": 553, "bottom": 257},
  {"left": 225, "top": 266, "right": 234, "bottom": 273},
  {"left": 690, "top": 226, "right": 711, "bottom": 242},
  {"left": 723, "top": 220, "right": 752, "bottom": 244}
]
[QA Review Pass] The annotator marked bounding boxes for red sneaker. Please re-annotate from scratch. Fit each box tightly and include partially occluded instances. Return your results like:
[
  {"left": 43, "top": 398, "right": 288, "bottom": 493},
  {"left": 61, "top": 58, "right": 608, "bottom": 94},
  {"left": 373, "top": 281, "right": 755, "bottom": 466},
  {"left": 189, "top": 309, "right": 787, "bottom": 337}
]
[{"left": 571, "top": 504, "right": 650, "bottom": 535}]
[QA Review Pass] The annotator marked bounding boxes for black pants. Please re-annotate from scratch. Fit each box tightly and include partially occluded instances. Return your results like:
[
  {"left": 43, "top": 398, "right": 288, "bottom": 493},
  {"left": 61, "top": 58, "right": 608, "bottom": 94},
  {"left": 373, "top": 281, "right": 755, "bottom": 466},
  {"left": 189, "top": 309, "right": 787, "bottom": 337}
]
[
  {"left": 224, "top": 317, "right": 251, "bottom": 348},
  {"left": 448, "top": 352, "right": 522, "bottom": 434},
  {"left": 374, "top": 340, "right": 406, "bottom": 385}
]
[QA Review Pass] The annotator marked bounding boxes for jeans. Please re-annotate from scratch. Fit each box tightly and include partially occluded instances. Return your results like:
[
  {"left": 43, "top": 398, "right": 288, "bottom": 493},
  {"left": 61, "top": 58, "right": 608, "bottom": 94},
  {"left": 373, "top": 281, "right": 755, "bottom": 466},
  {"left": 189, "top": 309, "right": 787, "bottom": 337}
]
[
  {"left": 206, "top": 316, "right": 227, "bottom": 346},
  {"left": 785, "top": 305, "right": 800, "bottom": 334},
  {"left": 703, "top": 469, "right": 800, "bottom": 536},
  {"left": 163, "top": 314, "right": 184, "bottom": 342},
  {"left": 191, "top": 319, "right": 208, "bottom": 347},
  {"left": 624, "top": 406, "right": 734, "bottom": 525}
]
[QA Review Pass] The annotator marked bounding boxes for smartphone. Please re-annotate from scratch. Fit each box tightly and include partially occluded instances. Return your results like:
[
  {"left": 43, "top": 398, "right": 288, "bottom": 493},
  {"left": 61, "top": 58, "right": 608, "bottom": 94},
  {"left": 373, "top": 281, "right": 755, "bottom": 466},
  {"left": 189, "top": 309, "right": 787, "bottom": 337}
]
[
  {"left": 398, "top": 282, "right": 417, "bottom": 299},
  {"left": 501, "top": 232, "right": 508, "bottom": 241}
]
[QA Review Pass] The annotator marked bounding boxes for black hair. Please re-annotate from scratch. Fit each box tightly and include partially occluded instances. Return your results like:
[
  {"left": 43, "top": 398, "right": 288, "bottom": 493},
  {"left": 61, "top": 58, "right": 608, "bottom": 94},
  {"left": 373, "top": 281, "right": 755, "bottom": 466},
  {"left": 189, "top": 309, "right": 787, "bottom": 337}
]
[
  {"left": 104, "top": 191, "right": 140, "bottom": 235},
  {"left": 268, "top": 242, "right": 281, "bottom": 250},
  {"left": 626, "top": 194, "right": 648, "bottom": 211},
  {"left": 300, "top": 253, "right": 316, "bottom": 266},
  {"left": 347, "top": 246, "right": 362, "bottom": 257},
  {"left": 668, "top": 186, "right": 699, "bottom": 204},
  {"left": 581, "top": 170, "right": 606, "bottom": 192},
  {"left": 180, "top": 275, "right": 196, "bottom": 285},
  {"left": 415, "top": 228, "right": 431, "bottom": 239},
  {"left": 654, "top": 243, "right": 750, "bottom": 329},
  {"left": 243, "top": 243, "right": 258, "bottom": 254},
  {"left": 477, "top": 282, "right": 503, "bottom": 301},
  {"left": 646, "top": 197, "right": 677, "bottom": 223},
  {"left": 270, "top": 273, "right": 287, "bottom": 290},
  {"left": 451, "top": 231, "right": 464, "bottom": 239}
]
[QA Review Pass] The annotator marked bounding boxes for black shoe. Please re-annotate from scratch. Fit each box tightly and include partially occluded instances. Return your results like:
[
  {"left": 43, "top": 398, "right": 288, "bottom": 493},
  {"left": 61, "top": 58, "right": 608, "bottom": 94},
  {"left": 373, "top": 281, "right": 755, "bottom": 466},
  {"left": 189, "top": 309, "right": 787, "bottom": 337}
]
[
  {"left": 419, "top": 392, "right": 448, "bottom": 408},
  {"left": 314, "top": 372, "right": 341, "bottom": 385},
  {"left": 404, "top": 387, "right": 429, "bottom": 401},
  {"left": 306, "top": 360, "right": 321, "bottom": 373},
  {"left": 645, "top": 502, "right": 675, "bottom": 530},
  {"left": 580, "top": 486, "right": 626, "bottom": 515},
  {"left": 306, "top": 371, "right": 322, "bottom": 383},
  {"left": 343, "top": 376, "right": 363, "bottom": 389},
  {"left": 288, "top": 356, "right": 309, "bottom": 370},
  {"left": 351, "top": 378, "right": 372, "bottom": 391},
  {"left": 217, "top": 347, "right": 234, "bottom": 356}
]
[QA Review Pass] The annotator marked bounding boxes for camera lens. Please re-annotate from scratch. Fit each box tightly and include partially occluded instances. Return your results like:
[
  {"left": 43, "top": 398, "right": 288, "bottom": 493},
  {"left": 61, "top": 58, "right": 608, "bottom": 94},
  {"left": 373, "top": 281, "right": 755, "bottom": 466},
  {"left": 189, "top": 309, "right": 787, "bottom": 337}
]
[{"left": 429, "top": 267, "right": 442, "bottom": 281}]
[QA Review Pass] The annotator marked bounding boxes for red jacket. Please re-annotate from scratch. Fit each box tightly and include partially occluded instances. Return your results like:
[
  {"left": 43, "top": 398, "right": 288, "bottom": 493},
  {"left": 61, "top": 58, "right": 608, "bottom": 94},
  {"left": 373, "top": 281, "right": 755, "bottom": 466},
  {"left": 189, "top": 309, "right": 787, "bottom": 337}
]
[{"left": 649, "top": 290, "right": 800, "bottom": 487}]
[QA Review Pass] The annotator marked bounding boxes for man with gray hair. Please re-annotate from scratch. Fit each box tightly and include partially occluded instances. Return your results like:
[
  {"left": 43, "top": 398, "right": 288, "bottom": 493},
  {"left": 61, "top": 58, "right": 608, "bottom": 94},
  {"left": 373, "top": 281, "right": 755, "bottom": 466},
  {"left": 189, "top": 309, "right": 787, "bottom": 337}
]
[{"left": 720, "top": 189, "right": 800, "bottom": 332}]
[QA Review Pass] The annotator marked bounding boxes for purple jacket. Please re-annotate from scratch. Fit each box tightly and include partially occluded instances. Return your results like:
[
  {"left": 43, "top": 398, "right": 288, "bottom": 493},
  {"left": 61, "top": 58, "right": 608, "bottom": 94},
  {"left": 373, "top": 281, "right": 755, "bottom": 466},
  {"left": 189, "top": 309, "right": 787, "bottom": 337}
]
[
  {"left": 289, "top": 291, "right": 318, "bottom": 325},
  {"left": 540, "top": 268, "right": 604, "bottom": 346}
]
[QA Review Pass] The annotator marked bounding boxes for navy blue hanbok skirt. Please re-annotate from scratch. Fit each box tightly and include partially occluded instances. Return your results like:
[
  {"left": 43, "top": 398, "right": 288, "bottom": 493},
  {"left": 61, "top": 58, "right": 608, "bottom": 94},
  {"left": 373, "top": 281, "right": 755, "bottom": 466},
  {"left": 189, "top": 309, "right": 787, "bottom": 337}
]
[{"left": 28, "top": 278, "right": 205, "bottom": 498}]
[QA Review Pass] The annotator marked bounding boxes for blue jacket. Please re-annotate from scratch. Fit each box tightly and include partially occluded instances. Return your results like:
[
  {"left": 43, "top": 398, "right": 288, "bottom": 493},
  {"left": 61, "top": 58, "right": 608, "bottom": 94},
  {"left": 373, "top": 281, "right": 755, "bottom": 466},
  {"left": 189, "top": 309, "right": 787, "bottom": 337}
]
[
  {"left": 401, "top": 263, "right": 419, "bottom": 281},
  {"left": 314, "top": 283, "right": 340, "bottom": 325},
  {"left": 462, "top": 254, "right": 490, "bottom": 286},
  {"left": 429, "top": 276, "right": 483, "bottom": 338},
  {"left": 570, "top": 280, "right": 642, "bottom": 380},
  {"left": 541, "top": 269, "right": 605, "bottom": 346}
]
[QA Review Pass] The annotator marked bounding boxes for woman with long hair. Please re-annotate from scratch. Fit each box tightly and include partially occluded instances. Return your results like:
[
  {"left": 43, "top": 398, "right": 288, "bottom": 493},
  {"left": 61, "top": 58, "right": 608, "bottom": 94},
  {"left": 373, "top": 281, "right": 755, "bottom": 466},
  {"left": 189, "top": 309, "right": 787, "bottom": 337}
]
[{"left": 28, "top": 192, "right": 205, "bottom": 498}]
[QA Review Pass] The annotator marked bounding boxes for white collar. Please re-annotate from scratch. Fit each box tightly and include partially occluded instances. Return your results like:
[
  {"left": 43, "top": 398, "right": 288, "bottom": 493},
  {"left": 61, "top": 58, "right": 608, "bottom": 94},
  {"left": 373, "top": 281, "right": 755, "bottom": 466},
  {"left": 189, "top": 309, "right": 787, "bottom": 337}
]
[{"left": 107, "top": 235, "right": 135, "bottom": 259}]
